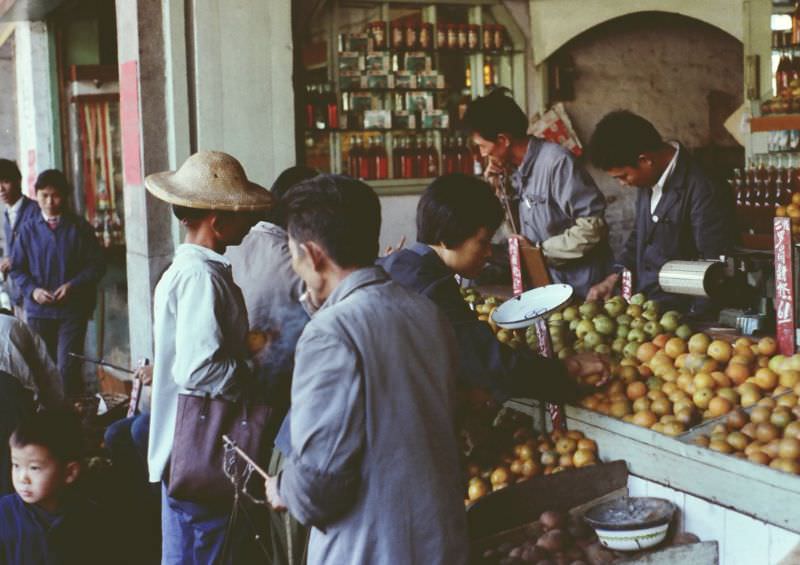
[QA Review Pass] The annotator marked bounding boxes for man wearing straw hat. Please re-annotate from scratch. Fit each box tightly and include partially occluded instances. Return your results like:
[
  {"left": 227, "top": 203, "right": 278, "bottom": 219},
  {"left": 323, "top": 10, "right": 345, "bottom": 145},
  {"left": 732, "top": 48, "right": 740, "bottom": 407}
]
[{"left": 144, "top": 151, "right": 272, "bottom": 565}]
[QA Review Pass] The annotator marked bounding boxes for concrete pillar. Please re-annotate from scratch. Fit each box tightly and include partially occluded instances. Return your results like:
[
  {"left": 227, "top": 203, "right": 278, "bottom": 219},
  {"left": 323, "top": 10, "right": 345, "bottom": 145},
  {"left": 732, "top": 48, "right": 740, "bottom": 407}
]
[
  {"left": 116, "top": 0, "right": 174, "bottom": 363},
  {"left": 15, "top": 21, "right": 57, "bottom": 195},
  {"left": 189, "top": 0, "right": 295, "bottom": 186}
]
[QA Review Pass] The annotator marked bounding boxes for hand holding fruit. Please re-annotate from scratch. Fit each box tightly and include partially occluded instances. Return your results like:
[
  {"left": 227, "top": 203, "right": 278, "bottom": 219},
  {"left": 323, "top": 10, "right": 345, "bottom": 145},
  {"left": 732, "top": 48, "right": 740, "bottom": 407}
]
[
  {"left": 586, "top": 273, "right": 620, "bottom": 302},
  {"left": 564, "top": 352, "right": 611, "bottom": 385}
]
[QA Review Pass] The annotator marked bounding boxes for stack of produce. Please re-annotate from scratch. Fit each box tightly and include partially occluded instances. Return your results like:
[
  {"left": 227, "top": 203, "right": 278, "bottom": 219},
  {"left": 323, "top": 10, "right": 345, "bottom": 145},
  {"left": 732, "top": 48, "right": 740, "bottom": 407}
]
[
  {"left": 464, "top": 415, "right": 600, "bottom": 504},
  {"left": 579, "top": 334, "right": 800, "bottom": 436},
  {"left": 692, "top": 396, "right": 800, "bottom": 475}
]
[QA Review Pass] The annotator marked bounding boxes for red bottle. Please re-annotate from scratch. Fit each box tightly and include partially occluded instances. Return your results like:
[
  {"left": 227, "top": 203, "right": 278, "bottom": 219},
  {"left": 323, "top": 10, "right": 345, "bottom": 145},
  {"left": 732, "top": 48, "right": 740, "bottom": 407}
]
[
  {"left": 347, "top": 136, "right": 361, "bottom": 177},
  {"left": 400, "top": 138, "right": 415, "bottom": 179},
  {"left": 424, "top": 134, "right": 439, "bottom": 177},
  {"left": 374, "top": 136, "right": 389, "bottom": 180},
  {"left": 392, "top": 136, "right": 403, "bottom": 178}
]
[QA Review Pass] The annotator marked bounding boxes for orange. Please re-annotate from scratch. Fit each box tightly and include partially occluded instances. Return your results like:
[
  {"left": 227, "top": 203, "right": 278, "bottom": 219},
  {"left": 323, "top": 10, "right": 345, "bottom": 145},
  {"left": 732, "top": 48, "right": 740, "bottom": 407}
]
[
  {"left": 637, "top": 342, "right": 659, "bottom": 364},
  {"left": 776, "top": 206, "right": 788, "bottom": 217},
  {"left": 664, "top": 337, "right": 688, "bottom": 359},
  {"left": 632, "top": 410, "right": 658, "bottom": 428},
  {"left": 708, "top": 340, "right": 733, "bottom": 363},
  {"left": 726, "top": 362, "right": 751, "bottom": 386},
  {"left": 652, "top": 334, "right": 670, "bottom": 349},
  {"left": 793, "top": 192, "right": 800, "bottom": 206},
  {"left": 757, "top": 337, "right": 777, "bottom": 356},
  {"left": 688, "top": 333, "right": 711, "bottom": 355},
  {"left": 708, "top": 396, "right": 733, "bottom": 417},
  {"left": 753, "top": 368, "right": 779, "bottom": 391},
  {"left": 626, "top": 381, "right": 648, "bottom": 401}
]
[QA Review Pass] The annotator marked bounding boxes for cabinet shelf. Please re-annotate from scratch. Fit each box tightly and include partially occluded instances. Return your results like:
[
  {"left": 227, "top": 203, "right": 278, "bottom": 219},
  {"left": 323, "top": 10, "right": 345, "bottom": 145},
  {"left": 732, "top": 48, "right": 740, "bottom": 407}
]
[
  {"left": 751, "top": 114, "right": 800, "bottom": 132},
  {"left": 340, "top": 87, "right": 452, "bottom": 93}
]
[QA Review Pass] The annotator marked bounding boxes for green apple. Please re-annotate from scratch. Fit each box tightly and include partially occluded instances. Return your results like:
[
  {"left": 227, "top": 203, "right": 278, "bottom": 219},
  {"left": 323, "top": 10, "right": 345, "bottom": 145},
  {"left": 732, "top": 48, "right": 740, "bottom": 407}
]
[
  {"left": 626, "top": 304, "right": 643, "bottom": 318},
  {"left": 642, "top": 308, "right": 659, "bottom": 321},
  {"left": 630, "top": 318, "right": 646, "bottom": 330},
  {"left": 616, "top": 325, "right": 630, "bottom": 339},
  {"left": 579, "top": 301, "right": 600, "bottom": 319},
  {"left": 627, "top": 328, "right": 646, "bottom": 343},
  {"left": 644, "top": 321, "right": 663, "bottom": 338},
  {"left": 623, "top": 341, "right": 640, "bottom": 359},
  {"left": 630, "top": 293, "right": 646, "bottom": 305},
  {"left": 569, "top": 319, "right": 579, "bottom": 331},
  {"left": 604, "top": 298, "right": 626, "bottom": 318},
  {"left": 557, "top": 347, "right": 574, "bottom": 360},
  {"left": 548, "top": 312, "right": 563, "bottom": 322},
  {"left": 616, "top": 314, "right": 633, "bottom": 326},
  {"left": 593, "top": 315, "right": 616, "bottom": 336},
  {"left": 584, "top": 331, "right": 603, "bottom": 348},
  {"left": 594, "top": 343, "right": 612, "bottom": 355},
  {"left": 612, "top": 337, "right": 627, "bottom": 353},
  {"left": 575, "top": 319, "right": 594, "bottom": 339},
  {"left": 562, "top": 306, "right": 579, "bottom": 321},
  {"left": 675, "top": 324, "right": 692, "bottom": 341}
]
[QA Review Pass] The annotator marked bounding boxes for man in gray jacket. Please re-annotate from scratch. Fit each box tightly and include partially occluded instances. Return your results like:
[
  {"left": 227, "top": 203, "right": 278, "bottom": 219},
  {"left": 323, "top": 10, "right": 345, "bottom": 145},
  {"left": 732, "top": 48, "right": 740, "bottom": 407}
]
[
  {"left": 464, "top": 88, "right": 611, "bottom": 297},
  {"left": 265, "top": 175, "right": 467, "bottom": 565}
]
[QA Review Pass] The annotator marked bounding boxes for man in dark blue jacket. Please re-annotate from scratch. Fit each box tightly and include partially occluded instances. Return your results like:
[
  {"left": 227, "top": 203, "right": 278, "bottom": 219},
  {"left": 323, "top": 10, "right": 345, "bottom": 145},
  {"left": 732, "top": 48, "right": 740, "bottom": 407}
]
[
  {"left": 586, "top": 111, "right": 736, "bottom": 314},
  {"left": 10, "top": 170, "right": 105, "bottom": 394},
  {"left": 380, "top": 174, "right": 608, "bottom": 405},
  {"left": 0, "top": 160, "right": 40, "bottom": 315}
]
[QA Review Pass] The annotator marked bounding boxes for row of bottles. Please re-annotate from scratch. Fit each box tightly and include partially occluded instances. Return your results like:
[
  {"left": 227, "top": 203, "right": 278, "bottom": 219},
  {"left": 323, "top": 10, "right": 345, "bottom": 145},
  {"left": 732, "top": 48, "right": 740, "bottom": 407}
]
[
  {"left": 304, "top": 83, "right": 338, "bottom": 131},
  {"left": 346, "top": 134, "right": 481, "bottom": 180},
  {"left": 775, "top": 48, "right": 800, "bottom": 98},
  {"left": 730, "top": 155, "right": 800, "bottom": 235}
]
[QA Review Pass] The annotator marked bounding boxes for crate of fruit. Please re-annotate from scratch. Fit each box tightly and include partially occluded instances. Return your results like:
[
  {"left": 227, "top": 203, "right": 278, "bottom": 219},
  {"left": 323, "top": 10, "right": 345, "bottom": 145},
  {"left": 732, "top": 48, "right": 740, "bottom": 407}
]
[{"left": 468, "top": 461, "right": 719, "bottom": 564}]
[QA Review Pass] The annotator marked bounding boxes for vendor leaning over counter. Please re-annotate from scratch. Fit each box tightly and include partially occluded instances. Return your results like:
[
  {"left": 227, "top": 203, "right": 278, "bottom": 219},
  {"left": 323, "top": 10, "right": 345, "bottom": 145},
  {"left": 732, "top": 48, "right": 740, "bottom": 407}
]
[
  {"left": 380, "top": 174, "right": 609, "bottom": 406},
  {"left": 463, "top": 88, "right": 612, "bottom": 299},
  {"left": 585, "top": 111, "right": 737, "bottom": 314}
]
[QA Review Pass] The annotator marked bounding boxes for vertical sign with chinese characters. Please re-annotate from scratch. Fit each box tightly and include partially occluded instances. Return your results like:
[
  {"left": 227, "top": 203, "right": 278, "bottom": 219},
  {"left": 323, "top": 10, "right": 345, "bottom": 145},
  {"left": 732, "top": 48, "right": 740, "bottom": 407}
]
[
  {"left": 621, "top": 269, "right": 633, "bottom": 302},
  {"left": 774, "top": 217, "right": 796, "bottom": 355},
  {"left": 508, "top": 237, "right": 524, "bottom": 296}
]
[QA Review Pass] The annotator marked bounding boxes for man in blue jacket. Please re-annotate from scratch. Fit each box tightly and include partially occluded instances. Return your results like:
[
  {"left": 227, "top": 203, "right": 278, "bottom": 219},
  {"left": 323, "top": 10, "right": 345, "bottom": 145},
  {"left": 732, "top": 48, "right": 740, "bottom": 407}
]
[
  {"left": 0, "top": 160, "right": 40, "bottom": 316},
  {"left": 586, "top": 111, "right": 736, "bottom": 314},
  {"left": 10, "top": 170, "right": 105, "bottom": 394}
]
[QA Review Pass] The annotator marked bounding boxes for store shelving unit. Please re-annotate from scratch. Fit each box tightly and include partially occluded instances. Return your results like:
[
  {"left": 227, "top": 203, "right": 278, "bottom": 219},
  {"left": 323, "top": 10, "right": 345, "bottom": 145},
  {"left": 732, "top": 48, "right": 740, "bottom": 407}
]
[{"left": 299, "top": 0, "right": 527, "bottom": 195}]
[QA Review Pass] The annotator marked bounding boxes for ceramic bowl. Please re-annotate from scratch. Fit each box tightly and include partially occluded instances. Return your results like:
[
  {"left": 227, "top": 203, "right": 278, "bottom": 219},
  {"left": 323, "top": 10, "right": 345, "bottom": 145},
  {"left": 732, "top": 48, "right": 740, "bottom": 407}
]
[{"left": 583, "top": 496, "right": 676, "bottom": 552}]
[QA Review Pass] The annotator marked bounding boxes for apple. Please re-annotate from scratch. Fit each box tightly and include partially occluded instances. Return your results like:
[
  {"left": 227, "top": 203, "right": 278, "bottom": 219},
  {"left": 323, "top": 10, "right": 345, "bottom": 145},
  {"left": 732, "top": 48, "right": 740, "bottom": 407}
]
[
  {"left": 644, "top": 321, "right": 664, "bottom": 338},
  {"left": 675, "top": 324, "right": 692, "bottom": 340},
  {"left": 593, "top": 315, "right": 615, "bottom": 336},
  {"left": 616, "top": 325, "right": 630, "bottom": 339},
  {"left": 659, "top": 311, "right": 681, "bottom": 332},
  {"left": 630, "top": 293, "right": 646, "bottom": 305},
  {"left": 575, "top": 319, "right": 594, "bottom": 339},
  {"left": 628, "top": 328, "right": 646, "bottom": 343},
  {"left": 579, "top": 301, "right": 600, "bottom": 319},
  {"left": 623, "top": 341, "right": 640, "bottom": 359},
  {"left": 604, "top": 298, "right": 626, "bottom": 318}
]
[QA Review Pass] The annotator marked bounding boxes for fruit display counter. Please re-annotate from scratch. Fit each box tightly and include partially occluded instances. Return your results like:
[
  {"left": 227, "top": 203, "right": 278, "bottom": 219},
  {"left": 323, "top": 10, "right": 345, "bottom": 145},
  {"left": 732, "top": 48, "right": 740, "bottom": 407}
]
[{"left": 507, "top": 397, "right": 800, "bottom": 535}]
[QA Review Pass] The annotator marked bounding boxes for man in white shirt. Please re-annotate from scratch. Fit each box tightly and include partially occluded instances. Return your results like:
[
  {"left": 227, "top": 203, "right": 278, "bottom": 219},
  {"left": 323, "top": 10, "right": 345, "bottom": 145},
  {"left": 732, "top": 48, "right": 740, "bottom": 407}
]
[
  {"left": 586, "top": 111, "right": 736, "bottom": 313},
  {"left": 144, "top": 151, "right": 273, "bottom": 565}
]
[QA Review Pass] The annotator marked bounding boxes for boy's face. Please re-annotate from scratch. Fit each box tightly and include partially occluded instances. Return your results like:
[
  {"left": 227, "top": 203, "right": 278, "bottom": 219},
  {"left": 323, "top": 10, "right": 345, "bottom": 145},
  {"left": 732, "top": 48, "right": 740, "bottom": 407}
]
[
  {"left": 10, "top": 444, "right": 78, "bottom": 513},
  {"left": 0, "top": 178, "right": 21, "bottom": 206},
  {"left": 36, "top": 186, "right": 65, "bottom": 217}
]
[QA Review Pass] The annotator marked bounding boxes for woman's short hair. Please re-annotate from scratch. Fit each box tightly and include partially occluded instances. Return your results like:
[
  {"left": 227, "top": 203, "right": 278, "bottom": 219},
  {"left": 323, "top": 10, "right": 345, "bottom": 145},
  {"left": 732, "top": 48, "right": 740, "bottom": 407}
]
[{"left": 417, "top": 174, "right": 503, "bottom": 248}]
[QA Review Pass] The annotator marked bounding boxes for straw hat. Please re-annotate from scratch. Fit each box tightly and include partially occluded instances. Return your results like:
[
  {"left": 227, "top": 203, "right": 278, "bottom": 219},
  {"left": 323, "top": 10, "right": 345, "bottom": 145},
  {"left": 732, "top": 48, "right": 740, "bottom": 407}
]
[{"left": 144, "top": 151, "right": 273, "bottom": 212}]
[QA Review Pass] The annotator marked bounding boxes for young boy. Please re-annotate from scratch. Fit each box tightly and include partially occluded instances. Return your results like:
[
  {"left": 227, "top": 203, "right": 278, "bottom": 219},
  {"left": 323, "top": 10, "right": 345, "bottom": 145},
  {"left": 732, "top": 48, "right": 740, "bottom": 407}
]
[
  {"left": 144, "top": 150, "right": 272, "bottom": 565},
  {"left": 0, "top": 409, "right": 116, "bottom": 564},
  {"left": 10, "top": 170, "right": 105, "bottom": 395}
]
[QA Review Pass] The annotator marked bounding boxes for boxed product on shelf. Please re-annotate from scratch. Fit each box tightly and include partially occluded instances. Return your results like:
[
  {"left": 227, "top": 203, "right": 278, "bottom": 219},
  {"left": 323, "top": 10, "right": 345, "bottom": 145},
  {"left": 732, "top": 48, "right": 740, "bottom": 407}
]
[
  {"left": 418, "top": 71, "right": 445, "bottom": 90},
  {"left": 404, "top": 52, "right": 432, "bottom": 72},
  {"left": 339, "top": 71, "right": 366, "bottom": 90},
  {"left": 366, "top": 71, "right": 394, "bottom": 89},
  {"left": 407, "top": 91, "right": 434, "bottom": 113},
  {"left": 364, "top": 109, "right": 392, "bottom": 130},
  {"left": 394, "top": 71, "right": 417, "bottom": 90},
  {"left": 393, "top": 111, "right": 416, "bottom": 130},
  {"left": 351, "top": 92, "right": 377, "bottom": 111},
  {"left": 339, "top": 52, "right": 364, "bottom": 72},
  {"left": 365, "top": 53, "right": 391, "bottom": 72},
  {"left": 338, "top": 33, "right": 371, "bottom": 52},
  {"left": 421, "top": 109, "right": 449, "bottom": 129}
]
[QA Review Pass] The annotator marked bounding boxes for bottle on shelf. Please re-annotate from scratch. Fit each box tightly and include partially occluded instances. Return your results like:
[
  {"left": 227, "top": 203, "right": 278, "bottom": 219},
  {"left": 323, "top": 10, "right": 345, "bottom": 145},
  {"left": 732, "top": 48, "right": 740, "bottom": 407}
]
[
  {"left": 374, "top": 135, "right": 389, "bottom": 180},
  {"left": 400, "top": 137, "right": 415, "bottom": 179},
  {"left": 348, "top": 136, "right": 362, "bottom": 178},
  {"left": 392, "top": 136, "right": 403, "bottom": 179},
  {"left": 777, "top": 51, "right": 793, "bottom": 97},
  {"left": 362, "top": 136, "right": 374, "bottom": 180},
  {"left": 424, "top": 133, "right": 439, "bottom": 177},
  {"left": 442, "top": 136, "right": 456, "bottom": 174},
  {"left": 457, "top": 136, "right": 473, "bottom": 175},
  {"left": 793, "top": 1, "right": 800, "bottom": 47},
  {"left": 324, "top": 84, "right": 338, "bottom": 130}
]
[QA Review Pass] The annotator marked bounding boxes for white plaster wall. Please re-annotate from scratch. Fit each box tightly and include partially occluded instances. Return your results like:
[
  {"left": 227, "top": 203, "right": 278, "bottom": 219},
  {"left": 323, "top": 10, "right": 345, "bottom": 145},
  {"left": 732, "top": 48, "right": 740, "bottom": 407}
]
[
  {"left": 190, "top": 0, "right": 295, "bottom": 188},
  {"left": 628, "top": 475, "right": 799, "bottom": 565},
  {"left": 0, "top": 39, "right": 17, "bottom": 162},
  {"left": 555, "top": 13, "right": 744, "bottom": 256},
  {"left": 379, "top": 194, "right": 419, "bottom": 253},
  {"left": 14, "top": 22, "right": 55, "bottom": 196}
]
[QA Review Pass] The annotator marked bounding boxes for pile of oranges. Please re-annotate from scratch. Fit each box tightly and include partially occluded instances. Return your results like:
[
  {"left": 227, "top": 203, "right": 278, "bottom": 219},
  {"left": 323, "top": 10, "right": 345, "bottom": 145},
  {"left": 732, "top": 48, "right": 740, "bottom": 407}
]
[
  {"left": 775, "top": 192, "right": 800, "bottom": 235},
  {"left": 579, "top": 333, "right": 797, "bottom": 436}
]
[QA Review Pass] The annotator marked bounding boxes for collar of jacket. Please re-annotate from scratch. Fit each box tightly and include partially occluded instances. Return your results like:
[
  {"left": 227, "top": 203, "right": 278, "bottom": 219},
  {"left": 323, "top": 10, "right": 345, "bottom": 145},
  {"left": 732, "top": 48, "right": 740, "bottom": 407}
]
[
  {"left": 34, "top": 211, "right": 74, "bottom": 228},
  {"left": 175, "top": 242, "right": 232, "bottom": 269},
  {"left": 511, "top": 137, "right": 543, "bottom": 185},
  {"left": 316, "top": 265, "right": 388, "bottom": 314},
  {"left": 644, "top": 143, "right": 691, "bottom": 241}
]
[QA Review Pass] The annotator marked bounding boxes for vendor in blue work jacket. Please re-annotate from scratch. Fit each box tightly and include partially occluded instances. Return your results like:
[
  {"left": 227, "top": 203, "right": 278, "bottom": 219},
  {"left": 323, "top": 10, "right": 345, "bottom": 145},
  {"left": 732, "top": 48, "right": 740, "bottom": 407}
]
[
  {"left": 463, "top": 88, "right": 612, "bottom": 298},
  {"left": 10, "top": 170, "right": 105, "bottom": 395},
  {"left": 585, "top": 111, "right": 736, "bottom": 314}
]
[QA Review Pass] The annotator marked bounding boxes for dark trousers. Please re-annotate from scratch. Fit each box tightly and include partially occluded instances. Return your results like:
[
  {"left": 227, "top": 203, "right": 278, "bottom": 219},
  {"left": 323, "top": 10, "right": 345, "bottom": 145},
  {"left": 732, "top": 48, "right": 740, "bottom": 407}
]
[
  {"left": 27, "top": 317, "right": 88, "bottom": 396},
  {"left": 267, "top": 448, "right": 308, "bottom": 565},
  {"left": 0, "top": 371, "right": 35, "bottom": 496}
]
